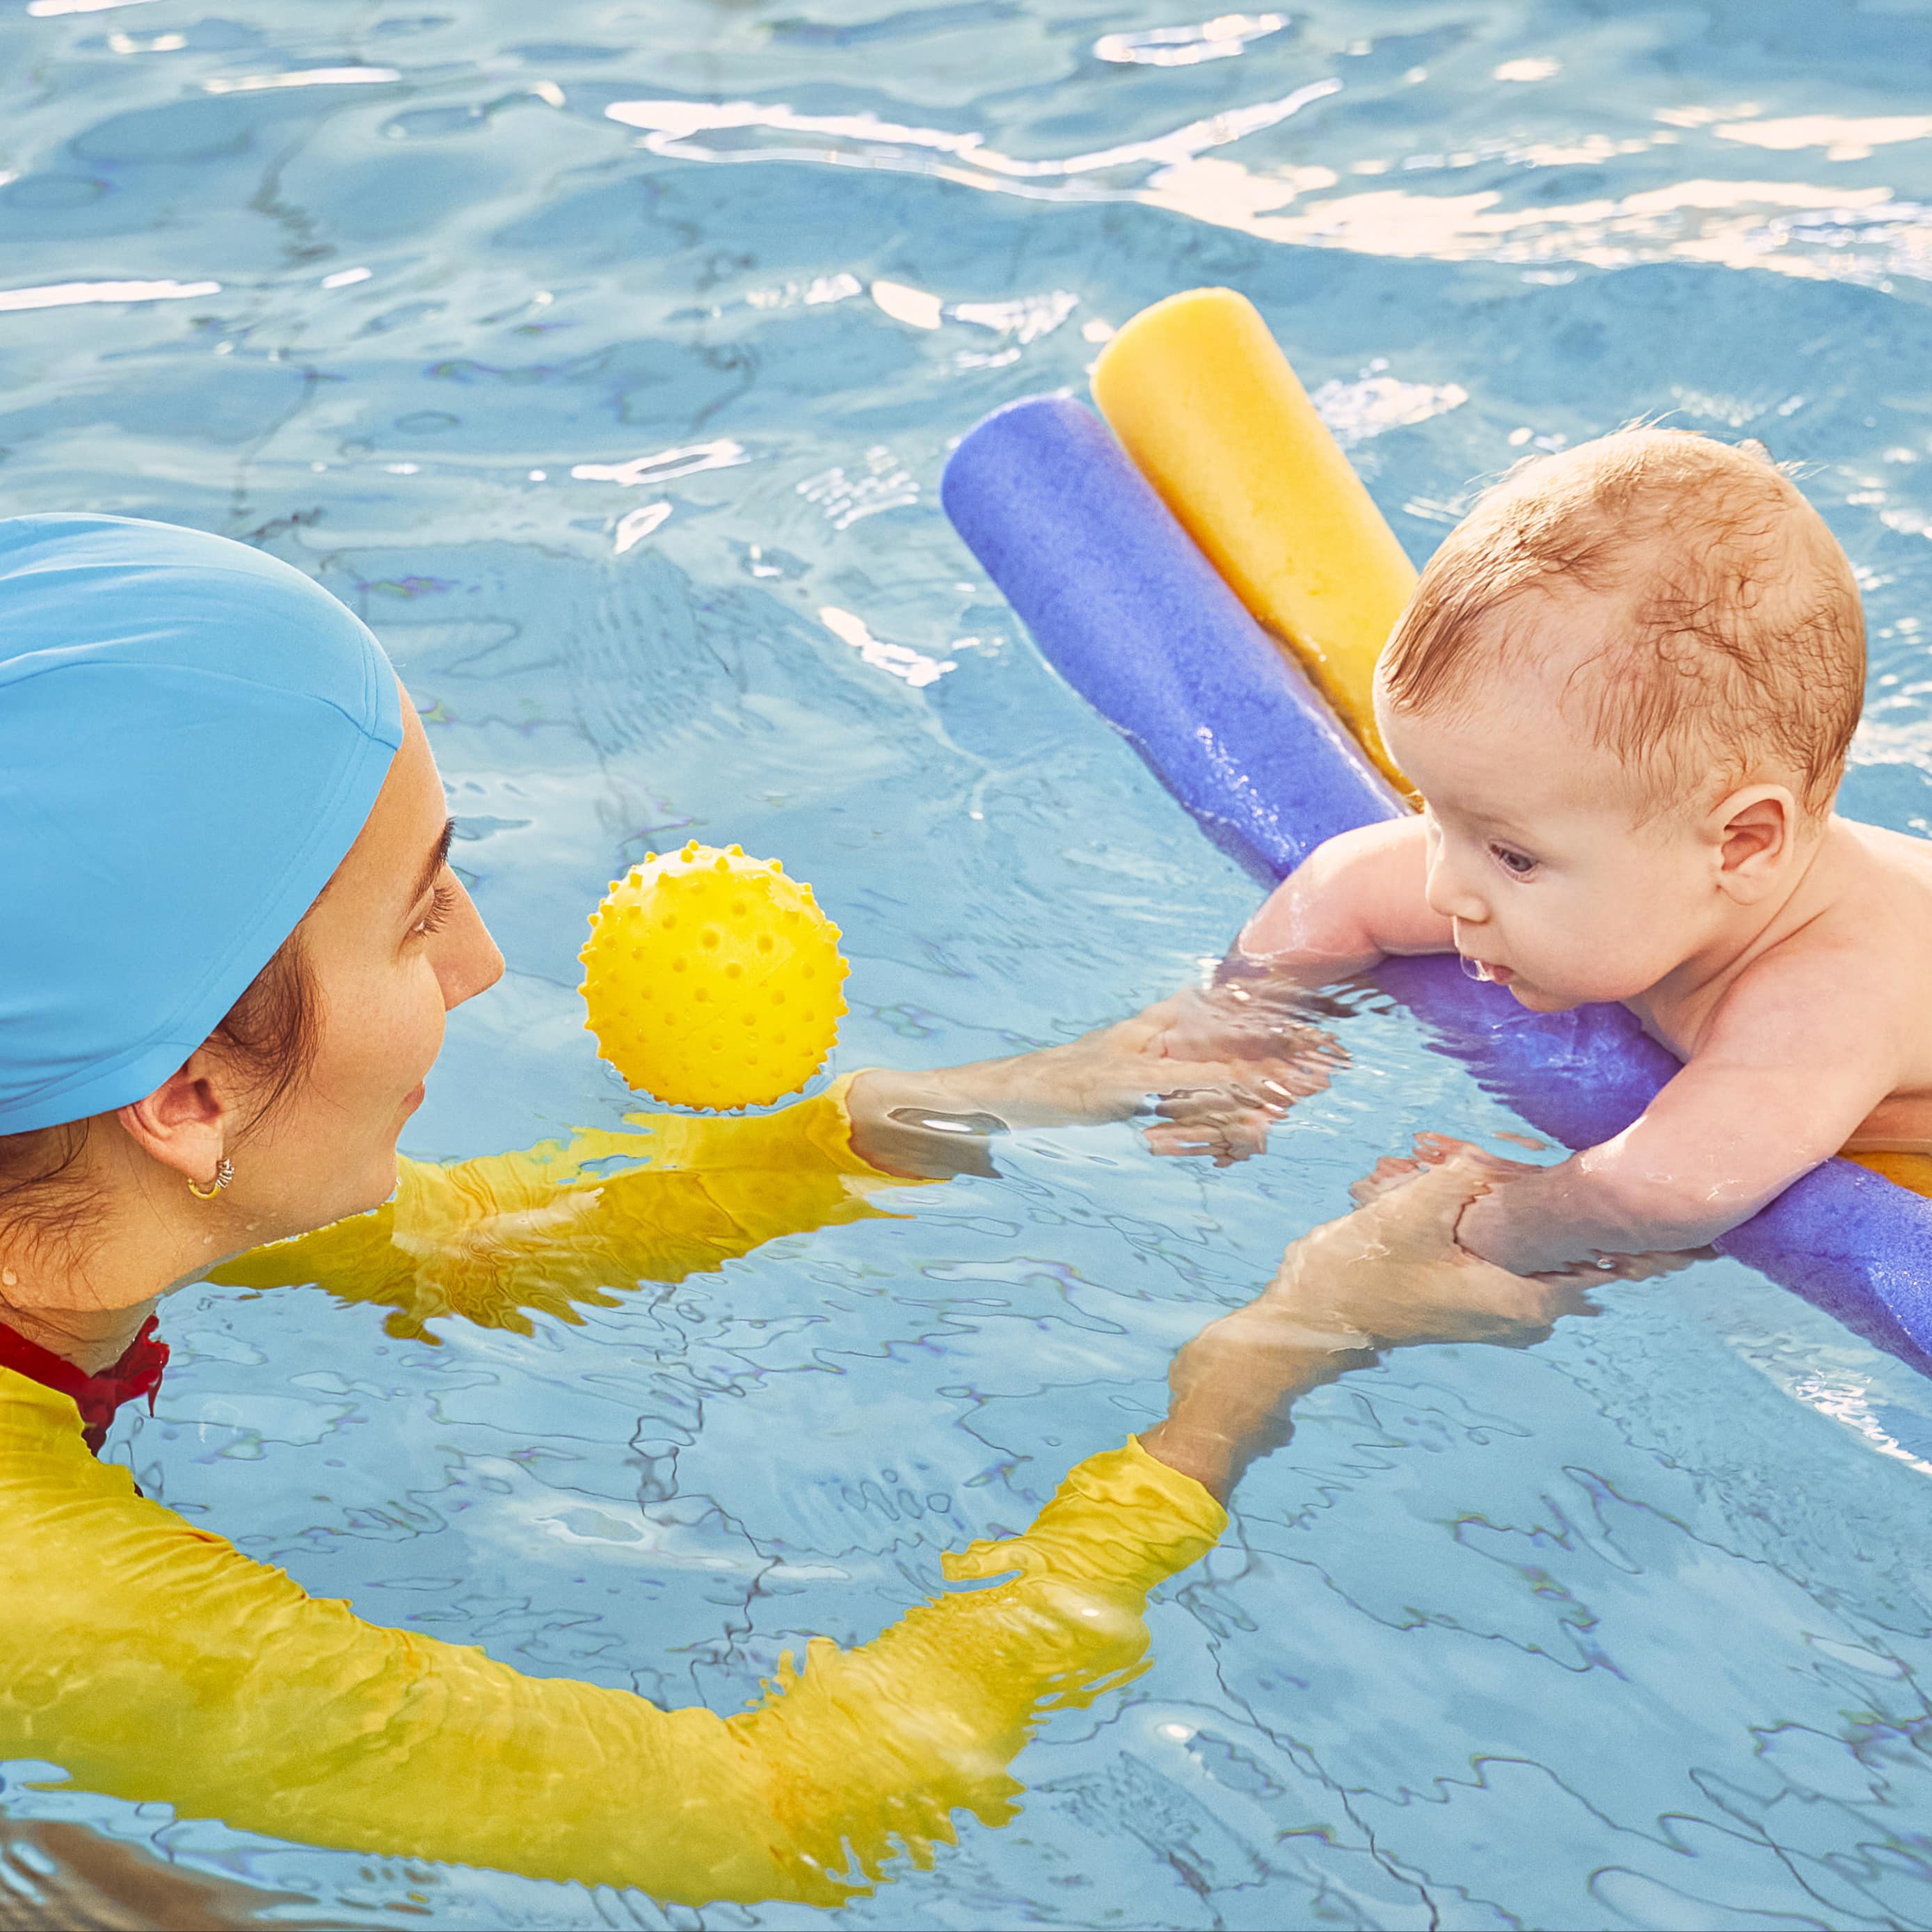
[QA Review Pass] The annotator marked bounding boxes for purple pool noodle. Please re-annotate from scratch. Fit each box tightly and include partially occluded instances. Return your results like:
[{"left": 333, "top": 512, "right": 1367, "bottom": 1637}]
[
  {"left": 942, "top": 394, "right": 1932, "bottom": 1373},
  {"left": 941, "top": 394, "right": 1404, "bottom": 874}
]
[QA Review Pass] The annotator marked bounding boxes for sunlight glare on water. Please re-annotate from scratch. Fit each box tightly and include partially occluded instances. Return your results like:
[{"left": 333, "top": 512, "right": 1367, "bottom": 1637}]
[{"left": 6, "top": 1, "right": 1932, "bottom": 1925}]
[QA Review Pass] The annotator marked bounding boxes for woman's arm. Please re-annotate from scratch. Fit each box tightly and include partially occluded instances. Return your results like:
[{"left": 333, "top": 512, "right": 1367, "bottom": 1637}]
[
  {"left": 3, "top": 1158, "right": 1574, "bottom": 1907},
  {"left": 843, "top": 989, "right": 1343, "bottom": 1175},
  {"left": 861, "top": 821, "right": 1446, "bottom": 1165},
  {"left": 1142, "top": 1155, "right": 1589, "bottom": 1499},
  {"left": 209, "top": 1077, "right": 920, "bottom": 1338},
  {"left": 0, "top": 1371, "right": 1219, "bottom": 1908}
]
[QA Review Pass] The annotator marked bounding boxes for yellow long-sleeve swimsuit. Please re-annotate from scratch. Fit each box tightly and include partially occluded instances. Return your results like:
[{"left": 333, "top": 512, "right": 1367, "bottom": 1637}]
[{"left": 0, "top": 1080, "right": 1225, "bottom": 1906}]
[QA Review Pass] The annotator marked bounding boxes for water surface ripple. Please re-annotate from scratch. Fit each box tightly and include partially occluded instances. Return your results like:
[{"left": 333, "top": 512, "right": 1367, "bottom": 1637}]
[{"left": 6, "top": 1, "right": 1932, "bottom": 1926}]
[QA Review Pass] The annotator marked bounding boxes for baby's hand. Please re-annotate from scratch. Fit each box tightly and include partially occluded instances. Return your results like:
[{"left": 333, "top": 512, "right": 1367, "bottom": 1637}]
[
  {"left": 1352, "top": 1132, "right": 1709, "bottom": 1285},
  {"left": 1145, "top": 1155, "right": 1589, "bottom": 1497},
  {"left": 1283, "top": 1153, "right": 1593, "bottom": 1348}
]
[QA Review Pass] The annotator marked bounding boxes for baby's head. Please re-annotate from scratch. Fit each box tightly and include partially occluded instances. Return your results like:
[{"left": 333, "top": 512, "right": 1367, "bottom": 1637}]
[{"left": 1372, "top": 427, "right": 1864, "bottom": 1012}]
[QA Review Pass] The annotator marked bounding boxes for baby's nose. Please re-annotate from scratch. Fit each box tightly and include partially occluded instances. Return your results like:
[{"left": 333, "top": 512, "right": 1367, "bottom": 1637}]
[{"left": 1423, "top": 859, "right": 1487, "bottom": 925}]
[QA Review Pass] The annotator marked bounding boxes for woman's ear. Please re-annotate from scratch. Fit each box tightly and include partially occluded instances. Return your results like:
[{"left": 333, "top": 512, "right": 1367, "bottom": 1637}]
[
  {"left": 115, "top": 1051, "right": 235, "bottom": 1188},
  {"left": 1708, "top": 784, "right": 1798, "bottom": 902}
]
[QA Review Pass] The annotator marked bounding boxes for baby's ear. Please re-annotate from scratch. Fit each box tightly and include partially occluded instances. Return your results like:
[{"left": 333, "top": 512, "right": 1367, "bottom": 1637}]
[{"left": 1711, "top": 785, "right": 1797, "bottom": 900}]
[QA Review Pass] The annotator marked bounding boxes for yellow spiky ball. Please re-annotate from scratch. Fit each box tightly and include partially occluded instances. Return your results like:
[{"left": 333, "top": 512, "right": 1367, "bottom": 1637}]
[{"left": 579, "top": 841, "right": 849, "bottom": 1110}]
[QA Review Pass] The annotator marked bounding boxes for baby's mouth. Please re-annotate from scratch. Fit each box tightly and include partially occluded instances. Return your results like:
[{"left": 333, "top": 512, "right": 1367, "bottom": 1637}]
[{"left": 1460, "top": 955, "right": 1514, "bottom": 987}]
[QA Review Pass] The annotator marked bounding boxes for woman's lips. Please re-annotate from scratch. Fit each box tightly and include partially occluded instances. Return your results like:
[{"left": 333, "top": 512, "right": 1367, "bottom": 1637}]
[{"left": 402, "top": 1081, "right": 426, "bottom": 1113}]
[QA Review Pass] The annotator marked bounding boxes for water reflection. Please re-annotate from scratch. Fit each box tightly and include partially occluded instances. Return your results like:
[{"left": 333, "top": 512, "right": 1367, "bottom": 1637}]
[
  {"left": 0, "top": 1819, "right": 320, "bottom": 1931},
  {"left": 1, "top": 1087, "right": 1225, "bottom": 1905},
  {"left": 211, "top": 1082, "right": 909, "bottom": 1339}
]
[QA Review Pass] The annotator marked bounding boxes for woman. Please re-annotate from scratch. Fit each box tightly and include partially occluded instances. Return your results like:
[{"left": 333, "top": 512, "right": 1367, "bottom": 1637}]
[{"left": 0, "top": 513, "right": 1563, "bottom": 1906}]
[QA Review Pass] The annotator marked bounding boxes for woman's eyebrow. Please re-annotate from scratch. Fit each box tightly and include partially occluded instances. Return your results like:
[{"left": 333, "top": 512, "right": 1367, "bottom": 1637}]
[{"left": 406, "top": 818, "right": 456, "bottom": 910}]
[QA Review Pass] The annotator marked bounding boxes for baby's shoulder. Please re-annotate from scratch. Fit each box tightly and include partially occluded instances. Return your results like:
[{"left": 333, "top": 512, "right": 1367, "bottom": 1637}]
[
  {"left": 1839, "top": 812, "right": 1932, "bottom": 859},
  {"left": 1829, "top": 816, "right": 1932, "bottom": 927},
  {"left": 1727, "top": 817, "right": 1932, "bottom": 1011}
]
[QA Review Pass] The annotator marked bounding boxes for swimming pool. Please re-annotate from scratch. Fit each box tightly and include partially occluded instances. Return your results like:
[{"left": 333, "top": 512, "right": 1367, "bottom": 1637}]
[{"left": 6, "top": 0, "right": 1932, "bottom": 1924}]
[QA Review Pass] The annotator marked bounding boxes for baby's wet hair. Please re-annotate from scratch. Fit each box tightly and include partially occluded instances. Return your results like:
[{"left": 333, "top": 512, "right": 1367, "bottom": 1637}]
[{"left": 1377, "top": 426, "right": 1865, "bottom": 819}]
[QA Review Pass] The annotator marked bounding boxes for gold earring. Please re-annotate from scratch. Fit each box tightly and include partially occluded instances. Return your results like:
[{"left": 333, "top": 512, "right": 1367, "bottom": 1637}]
[{"left": 187, "top": 1158, "right": 234, "bottom": 1201}]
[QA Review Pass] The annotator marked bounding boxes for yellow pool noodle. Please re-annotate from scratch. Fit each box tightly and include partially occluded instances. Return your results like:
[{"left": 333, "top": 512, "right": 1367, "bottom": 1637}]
[
  {"left": 580, "top": 842, "right": 849, "bottom": 1112},
  {"left": 1091, "top": 286, "right": 1418, "bottom": 789}
]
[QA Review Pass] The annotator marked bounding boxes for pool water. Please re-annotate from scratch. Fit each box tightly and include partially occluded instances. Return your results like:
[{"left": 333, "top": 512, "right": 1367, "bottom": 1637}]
[{"left": 8, "top": 2, "right": 1932, "bottom": 1926}]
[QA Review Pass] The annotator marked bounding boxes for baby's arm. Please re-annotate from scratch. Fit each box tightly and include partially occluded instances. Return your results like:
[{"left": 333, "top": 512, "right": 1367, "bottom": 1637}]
[
  {"left": 1457, "top": 954, "right": 1899, "bottom": 1273},
  {"left": 1238, "top": 817, "right": 1453, "bottom": 977}
]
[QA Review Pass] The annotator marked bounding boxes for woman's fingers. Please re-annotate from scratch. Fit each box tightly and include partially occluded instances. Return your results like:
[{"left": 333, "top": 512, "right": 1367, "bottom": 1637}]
[
  {"left": 1279, "top": 1152, "right": 1606, "bottom": 1348},
  {"left": 1144, "top": 1106, "right": 1277, "bottom": 1165},
  {"left": 1561, "top": 1245, "right": 1713, "bottom": 1284},
  {"left": 1153, "top": 1079, "right": 1289, "bottom": 1121},
  {"left": 1348, "top": 1131, "right": 1549, "bottom": 1208},
  {"left": 1410, "top": 1130, "right": 1545, "bottom": 1181},
  {"left": 1348, "top": 1154, "right": 1426, "bottom": 1206}
]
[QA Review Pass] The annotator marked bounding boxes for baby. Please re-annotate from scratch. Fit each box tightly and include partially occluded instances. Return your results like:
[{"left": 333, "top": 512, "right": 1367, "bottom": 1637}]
[{"left": 1199, "top": 426, "right": 1932, "bottom": 1276}]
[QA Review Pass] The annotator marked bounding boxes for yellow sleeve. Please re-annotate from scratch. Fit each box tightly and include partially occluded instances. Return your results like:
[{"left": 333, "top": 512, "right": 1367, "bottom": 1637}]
[
  {"left": 209, "top": 1074, "right": 920, "bottom": 1339},
  {"left": 0, "top": 1375, "right": 1222, "bottom": 1906}
]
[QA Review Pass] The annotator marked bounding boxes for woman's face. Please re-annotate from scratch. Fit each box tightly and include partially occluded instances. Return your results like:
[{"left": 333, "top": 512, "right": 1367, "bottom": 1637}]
[{"left": 237, "top": 697, "right": 503, "bottom": 1239}]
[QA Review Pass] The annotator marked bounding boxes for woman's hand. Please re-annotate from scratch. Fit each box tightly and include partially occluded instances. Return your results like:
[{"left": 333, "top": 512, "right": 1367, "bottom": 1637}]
[
  {"left": 1354, "top": 1132, "right": 1711, "bottom": 1285},
  {"left": 1132, "top": 986, "right": 1346, "bottom": 1165},
  {"left": 845, "top": 990, "right": 1343, "bottom": 1175},
  {"left": 1142, "top": 1155, "right": 1588, "bottom": 1499},
  {"left": 1057, "top": 991, "right": 1343, "bottom": 1164}
]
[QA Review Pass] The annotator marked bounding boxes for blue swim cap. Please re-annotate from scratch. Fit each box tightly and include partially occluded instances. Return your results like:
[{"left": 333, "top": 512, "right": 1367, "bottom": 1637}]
[{"left": 0, "top": 515, "right": 404, "bottom": 1134}]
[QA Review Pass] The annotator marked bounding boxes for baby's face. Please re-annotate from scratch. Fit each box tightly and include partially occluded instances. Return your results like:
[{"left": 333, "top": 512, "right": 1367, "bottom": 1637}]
[{"left": 1378, "top": 676, "right": 1720, "bottom": 1014}]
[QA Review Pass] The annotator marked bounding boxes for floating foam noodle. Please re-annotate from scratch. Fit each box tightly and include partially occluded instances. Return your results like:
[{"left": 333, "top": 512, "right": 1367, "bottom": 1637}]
[
  {"left": 941, "top": 389, "right": 1932, "bottom": 1374},
  {"left": 1091, "top": 287, "right": 1414, "bottom": 788}
]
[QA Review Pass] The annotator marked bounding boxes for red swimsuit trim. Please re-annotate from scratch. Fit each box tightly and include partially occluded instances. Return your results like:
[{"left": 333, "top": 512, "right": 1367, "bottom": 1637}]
[{"left": 0, "top": 1315, "right": 169, "bottom": 1453}]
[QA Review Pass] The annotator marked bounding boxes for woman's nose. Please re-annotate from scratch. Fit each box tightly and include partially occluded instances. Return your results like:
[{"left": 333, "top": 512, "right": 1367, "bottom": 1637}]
[{"left": 439, "top": 885, "right": 506, "bottom": 1010}]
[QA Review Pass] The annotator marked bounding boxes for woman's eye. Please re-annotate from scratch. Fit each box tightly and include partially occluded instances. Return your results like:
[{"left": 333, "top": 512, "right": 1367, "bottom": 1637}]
[
  {"left": 1491, "top": 845, "right": 1538, "bottom": 878},
  {"left": 413, "top": 879, "right": 459, "bottom": 937}
]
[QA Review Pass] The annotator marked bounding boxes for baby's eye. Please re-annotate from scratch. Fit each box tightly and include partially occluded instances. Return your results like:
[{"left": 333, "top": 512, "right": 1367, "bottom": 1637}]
[{"left": 1490, "top": 844, "right": 1538, "bottom": 878}]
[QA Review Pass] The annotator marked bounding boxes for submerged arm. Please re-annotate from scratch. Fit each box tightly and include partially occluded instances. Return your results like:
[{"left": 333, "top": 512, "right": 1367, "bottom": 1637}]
[
  {"left": 3, "top": 1159, "right": 1572, "bottom": 1905},
  {"left": 860, "top": 819, "right": 1451, "bottom": 1151},
  {"left": 1145, "top": 1156, "right": 1588, "bottom": 1494},
  {"left": 0, "top": 1383, "right": 1220, "bottom": 1908}
]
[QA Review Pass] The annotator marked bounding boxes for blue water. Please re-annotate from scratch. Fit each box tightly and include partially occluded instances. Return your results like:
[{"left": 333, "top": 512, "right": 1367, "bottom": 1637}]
[{"left": 8, "top": 2, "right": 1932, "bottom": 1926}]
